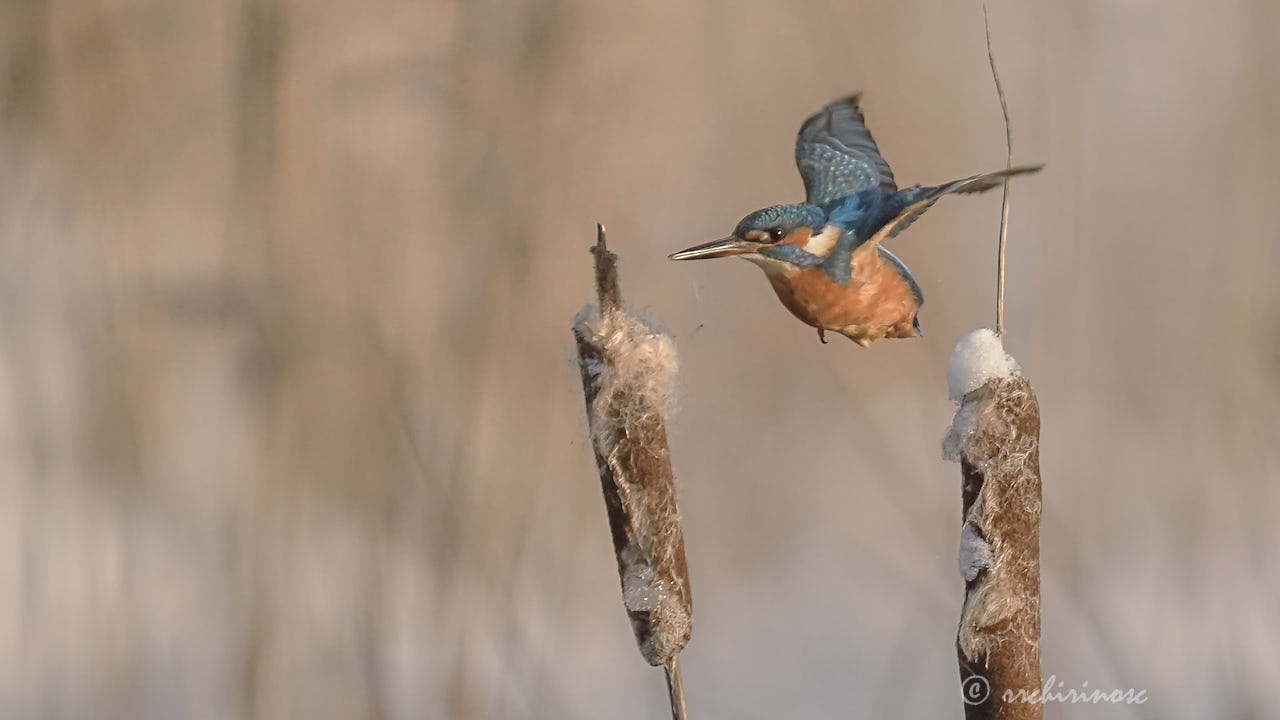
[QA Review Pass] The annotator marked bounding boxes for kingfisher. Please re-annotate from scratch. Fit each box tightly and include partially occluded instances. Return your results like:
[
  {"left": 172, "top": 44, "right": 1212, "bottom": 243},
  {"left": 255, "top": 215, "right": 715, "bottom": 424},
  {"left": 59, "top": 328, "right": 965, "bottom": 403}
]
[{"left": 669, "top": 94, "right": 1041, "bottom": 346}]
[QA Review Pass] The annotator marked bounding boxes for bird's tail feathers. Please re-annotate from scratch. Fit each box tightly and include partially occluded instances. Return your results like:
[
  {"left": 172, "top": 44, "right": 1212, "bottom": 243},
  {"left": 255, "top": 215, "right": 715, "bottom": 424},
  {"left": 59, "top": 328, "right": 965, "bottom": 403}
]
[
  {"left": 860, "top": 164, "right": 1042, "bottom": 249},
  {"left": 931, "top": 164, "right": 1043, "bottom": 196}
]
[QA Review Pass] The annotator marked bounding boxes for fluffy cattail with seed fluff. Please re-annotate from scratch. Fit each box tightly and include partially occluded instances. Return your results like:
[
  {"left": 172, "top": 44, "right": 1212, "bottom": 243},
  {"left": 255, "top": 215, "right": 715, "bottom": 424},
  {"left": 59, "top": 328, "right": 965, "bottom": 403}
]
[
  {"left": 944, "top": 331, "right": 1042, "bottom": 720},
  {"left": 573, "top": 225, "right": 691, "bottom": 720}
]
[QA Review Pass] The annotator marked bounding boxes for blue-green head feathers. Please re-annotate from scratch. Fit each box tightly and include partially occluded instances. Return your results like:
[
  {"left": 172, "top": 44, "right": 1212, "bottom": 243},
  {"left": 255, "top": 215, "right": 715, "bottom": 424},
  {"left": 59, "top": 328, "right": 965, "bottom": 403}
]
[{"left": 732, "top": 203, "right": 826, "bottom": 238}]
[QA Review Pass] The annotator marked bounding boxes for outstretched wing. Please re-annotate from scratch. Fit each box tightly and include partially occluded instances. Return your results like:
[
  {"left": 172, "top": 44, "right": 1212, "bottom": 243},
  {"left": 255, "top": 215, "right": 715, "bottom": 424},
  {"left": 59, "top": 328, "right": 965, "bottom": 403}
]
[{"left": 795, "top": 94, "right": 897, "bottom": 205}]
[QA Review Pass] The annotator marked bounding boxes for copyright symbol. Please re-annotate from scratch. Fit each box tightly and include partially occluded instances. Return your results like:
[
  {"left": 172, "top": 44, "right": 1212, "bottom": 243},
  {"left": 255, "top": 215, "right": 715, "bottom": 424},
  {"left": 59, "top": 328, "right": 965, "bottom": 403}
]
[{"left": 962, "top": 675, "right": 991, "bottom": 705}]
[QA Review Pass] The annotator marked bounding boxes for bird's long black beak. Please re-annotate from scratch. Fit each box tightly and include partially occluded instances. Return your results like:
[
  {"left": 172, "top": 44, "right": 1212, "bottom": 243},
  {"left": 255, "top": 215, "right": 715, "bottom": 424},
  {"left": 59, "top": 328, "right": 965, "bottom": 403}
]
[{"left": 668, "top": 237, "right": 761, "bottom": 261}]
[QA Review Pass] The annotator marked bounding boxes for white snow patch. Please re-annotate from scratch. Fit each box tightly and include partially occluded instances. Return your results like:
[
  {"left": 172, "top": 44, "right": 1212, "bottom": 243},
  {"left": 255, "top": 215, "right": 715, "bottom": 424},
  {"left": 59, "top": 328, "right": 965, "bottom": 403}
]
[
  {"left": 941, "top": 400, "right": 980, "bottom": 463},
  {"left": 620, "top": 550, "right": 661, "bottom": 614},
  {"left": 946, "top": 328, "right": 1020, "bottom": 403},
  {"left": 958, "top": 523, "right": 994, "bottom": 582}
]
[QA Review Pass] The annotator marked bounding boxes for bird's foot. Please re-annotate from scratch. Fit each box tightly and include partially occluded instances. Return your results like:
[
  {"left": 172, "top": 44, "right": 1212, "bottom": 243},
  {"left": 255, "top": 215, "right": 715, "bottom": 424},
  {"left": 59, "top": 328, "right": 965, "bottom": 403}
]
[{"left": 817, "top": 328, "right": 828, "bottom": 344}]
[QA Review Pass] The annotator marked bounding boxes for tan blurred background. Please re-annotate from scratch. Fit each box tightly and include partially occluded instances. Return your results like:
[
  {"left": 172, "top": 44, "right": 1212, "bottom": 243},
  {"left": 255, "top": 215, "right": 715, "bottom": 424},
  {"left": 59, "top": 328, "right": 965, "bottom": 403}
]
[{"left": 2, "top": 1, "right": 1277, "bottom": 718}]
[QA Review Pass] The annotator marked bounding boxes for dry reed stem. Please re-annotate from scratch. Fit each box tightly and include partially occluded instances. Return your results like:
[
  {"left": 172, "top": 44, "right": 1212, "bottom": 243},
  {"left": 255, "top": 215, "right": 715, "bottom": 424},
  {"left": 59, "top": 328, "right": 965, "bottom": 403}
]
[
  {"left": 945, "top": 370, "right": 1042, "bottom": 719},
  {"left": 985, "top": 5, "right": 1015, "bottom": 337},
  {"left": 573, "top": 225, "right": 692, "bottom": 718}
]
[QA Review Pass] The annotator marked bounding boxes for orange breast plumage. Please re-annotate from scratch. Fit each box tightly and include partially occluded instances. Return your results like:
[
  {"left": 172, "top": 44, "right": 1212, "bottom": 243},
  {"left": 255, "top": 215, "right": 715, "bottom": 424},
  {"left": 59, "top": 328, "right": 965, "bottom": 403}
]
[{"left": 763, "top": 249, "right": 921, "bottom": 347}]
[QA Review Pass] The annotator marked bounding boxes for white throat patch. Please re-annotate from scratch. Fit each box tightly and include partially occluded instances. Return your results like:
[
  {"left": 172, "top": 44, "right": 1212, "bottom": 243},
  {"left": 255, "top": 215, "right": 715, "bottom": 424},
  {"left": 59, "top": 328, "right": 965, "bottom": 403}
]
[{"left": 740, "top": 253, "right": 797, "bottom": 277}]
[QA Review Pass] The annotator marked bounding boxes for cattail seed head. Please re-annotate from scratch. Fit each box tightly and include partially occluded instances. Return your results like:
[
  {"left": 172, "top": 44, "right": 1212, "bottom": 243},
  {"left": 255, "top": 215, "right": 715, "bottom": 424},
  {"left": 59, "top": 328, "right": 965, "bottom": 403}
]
[
  {"left": 944, "top": 330, "right": 1042, "bottom": 720},
  {"left": 573, "top": 231, "right": 692, "bottom": 668}
]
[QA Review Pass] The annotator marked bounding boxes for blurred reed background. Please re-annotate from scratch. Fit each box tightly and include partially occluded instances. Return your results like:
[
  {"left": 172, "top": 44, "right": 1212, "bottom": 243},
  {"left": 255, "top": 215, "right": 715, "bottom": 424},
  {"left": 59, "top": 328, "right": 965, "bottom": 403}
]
[{"left": 1, "top": 1, "right": 1277, "bottom": 718}]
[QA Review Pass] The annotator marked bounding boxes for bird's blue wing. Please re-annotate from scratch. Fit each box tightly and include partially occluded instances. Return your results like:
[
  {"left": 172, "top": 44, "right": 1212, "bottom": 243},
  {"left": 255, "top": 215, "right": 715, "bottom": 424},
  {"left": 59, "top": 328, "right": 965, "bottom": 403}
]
[{"left": 795, "top": 94, "right": 897, "bottom": 205}]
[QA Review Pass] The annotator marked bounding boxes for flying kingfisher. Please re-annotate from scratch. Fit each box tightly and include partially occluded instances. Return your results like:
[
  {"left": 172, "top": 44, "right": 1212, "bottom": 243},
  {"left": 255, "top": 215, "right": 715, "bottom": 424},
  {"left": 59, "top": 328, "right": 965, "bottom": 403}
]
[{"left": 669, "top": 94, "right": 1041, "bottom": 346}]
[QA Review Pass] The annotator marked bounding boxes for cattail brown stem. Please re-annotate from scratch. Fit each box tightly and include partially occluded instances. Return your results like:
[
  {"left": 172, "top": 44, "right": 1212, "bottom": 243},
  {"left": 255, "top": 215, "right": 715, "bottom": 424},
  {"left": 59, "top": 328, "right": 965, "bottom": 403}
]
[
  {"left": 664, "top": 657, "right": 688, "bottom": 720},
  {"left": 945, "top": 334, "right": 1042, "bottom": 720},
  {"left": 591, "top": 223, "right": 622, "bottom": 315},
  {"left": 574, "top": 225, "right": 693, "bottom": 719}
]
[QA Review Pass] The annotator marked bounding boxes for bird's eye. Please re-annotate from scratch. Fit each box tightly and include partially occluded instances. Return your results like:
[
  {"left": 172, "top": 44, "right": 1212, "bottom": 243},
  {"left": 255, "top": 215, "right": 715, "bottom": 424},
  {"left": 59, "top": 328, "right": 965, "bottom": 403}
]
[{"left": 768, "top": 228, "right": 785, "bottom": 242}]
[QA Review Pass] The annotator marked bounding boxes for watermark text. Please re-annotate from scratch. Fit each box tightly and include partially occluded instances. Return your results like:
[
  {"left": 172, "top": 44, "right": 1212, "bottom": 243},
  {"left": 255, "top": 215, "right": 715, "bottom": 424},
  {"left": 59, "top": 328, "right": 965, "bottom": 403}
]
[{"left": 961, "top": 674, "right": 1148, "bottom": 706}]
